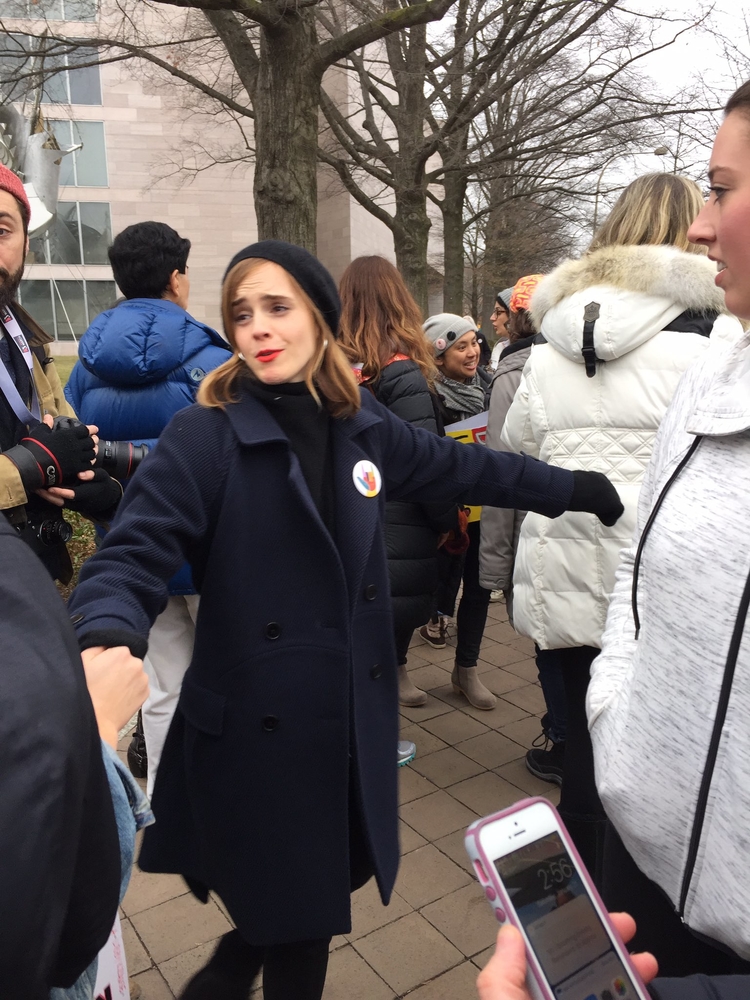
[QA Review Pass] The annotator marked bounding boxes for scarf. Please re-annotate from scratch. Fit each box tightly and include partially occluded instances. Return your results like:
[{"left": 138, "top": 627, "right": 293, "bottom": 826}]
[{"left": 436, "top": 372, "right": 485, "bottom": 420}]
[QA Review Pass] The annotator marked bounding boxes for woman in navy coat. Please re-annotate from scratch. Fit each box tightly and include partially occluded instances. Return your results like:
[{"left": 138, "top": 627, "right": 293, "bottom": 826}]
[{"left": 68, "top": 241, "right": 622, "bottom": 999}]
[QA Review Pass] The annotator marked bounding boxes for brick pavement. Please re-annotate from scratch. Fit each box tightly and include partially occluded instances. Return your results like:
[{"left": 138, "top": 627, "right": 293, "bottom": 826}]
[{"left": 118, "top": 598, "right": 559, "bottom": 998}]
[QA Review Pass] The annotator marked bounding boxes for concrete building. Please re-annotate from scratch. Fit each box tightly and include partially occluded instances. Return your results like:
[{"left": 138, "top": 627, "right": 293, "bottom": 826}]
[{"left": 0, "top": 0, "right": 396, "bottom": 348}]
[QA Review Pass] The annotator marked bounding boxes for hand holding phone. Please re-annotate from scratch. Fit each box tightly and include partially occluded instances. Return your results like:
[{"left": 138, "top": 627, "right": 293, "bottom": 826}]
[
  {"left": 477, "top": 917, "right": 658, "bottom": 1000},
  {"left": 466, "top": 798, "right": 654, "bottom": 1000}
]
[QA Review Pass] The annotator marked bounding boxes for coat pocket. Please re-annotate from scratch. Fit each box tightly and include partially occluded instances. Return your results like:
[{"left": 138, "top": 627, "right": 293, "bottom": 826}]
[{"left": 178, "top": 672, "right": 226, "bottom": 736}]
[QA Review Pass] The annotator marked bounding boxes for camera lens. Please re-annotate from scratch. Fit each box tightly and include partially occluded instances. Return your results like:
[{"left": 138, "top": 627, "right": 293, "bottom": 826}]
[
  {"left": 95, "top": 441, "right": 149, "bottom": 479},
  {"left": 37, "top": 518, "right": 73, "bottom": 546}
]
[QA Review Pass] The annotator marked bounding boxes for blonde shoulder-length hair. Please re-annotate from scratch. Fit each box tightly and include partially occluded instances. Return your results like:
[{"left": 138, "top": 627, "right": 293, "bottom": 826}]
[
  {"left": 589, "top": 173, "right": 706, "bottom": 255},
  {"left": 198, "top": 257, "right": 361, "bottom": 418}
]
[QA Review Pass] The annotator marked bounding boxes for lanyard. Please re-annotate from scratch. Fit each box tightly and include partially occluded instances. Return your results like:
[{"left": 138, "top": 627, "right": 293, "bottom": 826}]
[{"left": 0, "top": 307, "right": 41, "bottom": 426}]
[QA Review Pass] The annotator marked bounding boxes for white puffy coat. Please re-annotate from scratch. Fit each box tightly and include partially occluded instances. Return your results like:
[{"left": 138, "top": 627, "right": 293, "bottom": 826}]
[
  {"left": 500, "top": 244, "right": 740, "bottom": 649},
  {"left": 588, "top": 330, "right": 750, "bottom": 958}
]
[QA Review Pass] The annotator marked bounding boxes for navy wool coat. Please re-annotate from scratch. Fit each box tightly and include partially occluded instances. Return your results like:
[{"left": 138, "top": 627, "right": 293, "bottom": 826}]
[{"left": 68, "top": 386, "right": 574, "bottom": 946}]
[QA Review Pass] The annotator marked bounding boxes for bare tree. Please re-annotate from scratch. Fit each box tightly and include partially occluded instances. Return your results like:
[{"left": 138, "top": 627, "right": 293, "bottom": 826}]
[{"left": 0, "top": 0, "right": 460, "bottom": 250}]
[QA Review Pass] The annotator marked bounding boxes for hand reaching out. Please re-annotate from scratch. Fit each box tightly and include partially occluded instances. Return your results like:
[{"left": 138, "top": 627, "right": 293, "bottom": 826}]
[{"left": 81, "top": 645, "right": 149, "bottom": 749}]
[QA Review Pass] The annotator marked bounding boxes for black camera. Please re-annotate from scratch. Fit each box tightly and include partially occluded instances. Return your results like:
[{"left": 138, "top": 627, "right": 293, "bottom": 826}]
[
  {"left": 95, "top": 440, "right": 149, "bottom": 479},
  {"left": 32, "top": 514, "right": 73, "bottom": 547}
]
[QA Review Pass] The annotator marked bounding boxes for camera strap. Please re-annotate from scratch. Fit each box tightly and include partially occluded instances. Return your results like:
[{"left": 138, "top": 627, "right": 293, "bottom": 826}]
[{"left": 0, "top": 307, "right": 41, "bottom": 426}]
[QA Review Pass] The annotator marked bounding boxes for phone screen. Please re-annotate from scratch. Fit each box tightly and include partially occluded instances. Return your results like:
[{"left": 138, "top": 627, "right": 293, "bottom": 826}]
[{"left": 494, "top": 832, "right": 638, "bottom": 1000}]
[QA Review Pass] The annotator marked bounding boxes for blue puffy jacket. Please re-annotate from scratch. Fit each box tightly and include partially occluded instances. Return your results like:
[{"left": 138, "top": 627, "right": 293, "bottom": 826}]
[{"left": 65, "top": 297, "right": 231, "bottom": 595}]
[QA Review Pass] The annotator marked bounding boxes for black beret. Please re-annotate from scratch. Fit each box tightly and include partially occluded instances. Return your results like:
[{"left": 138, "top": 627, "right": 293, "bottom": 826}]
[{"left": 223, "top": 240, "right": 341, "bottom": 338}]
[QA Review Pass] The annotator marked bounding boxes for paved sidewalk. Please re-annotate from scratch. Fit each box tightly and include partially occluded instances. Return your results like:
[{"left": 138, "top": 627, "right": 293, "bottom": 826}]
[{"left": 118, "top": 599, "right": 559, "bottom": 998}]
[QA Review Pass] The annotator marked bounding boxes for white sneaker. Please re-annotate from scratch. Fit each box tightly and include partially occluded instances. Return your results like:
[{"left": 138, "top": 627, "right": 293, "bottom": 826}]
[
  {"left": 397, "top": 741, "right": 416, "bottom": 766},
  {"left": 489, "top": 590, "right": 504, "bottom": 602}
]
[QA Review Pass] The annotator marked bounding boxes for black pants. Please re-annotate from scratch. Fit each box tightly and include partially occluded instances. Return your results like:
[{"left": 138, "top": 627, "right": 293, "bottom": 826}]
[
  {"left": 602, "top": 823, "right": 750, "bottom": 978},
  {"left": 200, "top": 930, "right": 331, "bottom": 999},
  {"left": 435, "top": 520, "right": 491, "bottom": 667},
  {"left": 556, "top": 645, "right": 607, "bottom": 887}
]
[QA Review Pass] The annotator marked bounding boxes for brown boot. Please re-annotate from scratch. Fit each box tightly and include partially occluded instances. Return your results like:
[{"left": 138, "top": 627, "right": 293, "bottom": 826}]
[
  {"left": 398, "top": 662, "right": 428, "bottom": 707},
  {"left": 451, "top": 665, "right": 496, "bottom": 710}
]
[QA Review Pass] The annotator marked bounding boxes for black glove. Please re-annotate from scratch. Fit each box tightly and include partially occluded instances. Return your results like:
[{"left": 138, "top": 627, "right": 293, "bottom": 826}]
[
  {"left": 64, "top": 468, "right": 123, "bottom": 520},
  {"left": 569, "top": 470, "right": 624, "bottom": 526},
  {"left": 5, "top": 416, "right": 95, "bottom": 490}
]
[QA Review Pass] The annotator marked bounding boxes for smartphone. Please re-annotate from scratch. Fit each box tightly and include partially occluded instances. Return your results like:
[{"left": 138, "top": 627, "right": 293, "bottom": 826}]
[{"left": 465, "top": 797, "right": 650, "bottom": 1000}]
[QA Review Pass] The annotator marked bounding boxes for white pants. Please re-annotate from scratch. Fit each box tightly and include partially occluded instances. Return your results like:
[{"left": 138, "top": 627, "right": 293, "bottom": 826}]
[{"left": 142, "top": 594, "right": 200, "bottom": 797}]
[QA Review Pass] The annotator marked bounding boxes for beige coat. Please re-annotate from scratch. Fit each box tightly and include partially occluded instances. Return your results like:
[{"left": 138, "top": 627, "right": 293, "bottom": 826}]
[{"left": 0, "top": 304, "right": 75, "bottom": 510}]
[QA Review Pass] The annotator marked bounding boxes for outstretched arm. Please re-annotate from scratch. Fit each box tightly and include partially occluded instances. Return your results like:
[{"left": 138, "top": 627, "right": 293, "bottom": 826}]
[{"left": 68, "top": 405, "right": 231, "bottom": 656}]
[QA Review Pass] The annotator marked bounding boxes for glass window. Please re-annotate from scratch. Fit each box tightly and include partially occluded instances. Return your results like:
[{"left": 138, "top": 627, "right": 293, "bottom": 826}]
[
  {"left": 85, "top": 279, "right": 116, "bottom": 323},
  {"left": 67, "top": 59, "right": 101, "bottom": 104},
  {"left": 48, "top": 202, "right": 82, "bottom": 265},
  {"left": 79, "top": 202, "right": 111, "bottom": 264},
  {"left": 18, "top": 280, "right": 55, "bottom": 334},
  {"left": 0, "top": 0, "right": 96, "bottom": 19},
  {"left": 53, "top": 280, "right": 87, "bottom": 338},
  {"left": 18, "top": 278, "right": 116, "bottom": 339},
  {"left": 26, "top": 202, "right": 111, "bottom": 266},
  {"left": 49, "top": 120, "right": 107, "bottom": 186},
  {"left": 0, "top": 33, "right": 100, "bottom": 104}
]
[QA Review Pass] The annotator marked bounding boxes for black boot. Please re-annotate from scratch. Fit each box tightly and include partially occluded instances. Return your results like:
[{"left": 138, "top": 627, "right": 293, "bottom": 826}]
[
  {"left": 179, "top": 931, "right": 262, "bottom": 999},
  {"left": 126, "top": 710, "right": 148, "bottom": 779}
]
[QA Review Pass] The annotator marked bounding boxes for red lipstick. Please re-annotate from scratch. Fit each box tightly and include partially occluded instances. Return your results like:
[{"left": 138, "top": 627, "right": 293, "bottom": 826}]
[{"left": 257, "top": 349, "right": 282, "bottom": 363}]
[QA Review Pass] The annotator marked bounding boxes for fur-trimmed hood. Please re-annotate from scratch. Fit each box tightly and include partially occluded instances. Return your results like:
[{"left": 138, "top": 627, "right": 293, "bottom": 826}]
[{"left": 530, "top": 245, "right": 729, "bottom": 364}]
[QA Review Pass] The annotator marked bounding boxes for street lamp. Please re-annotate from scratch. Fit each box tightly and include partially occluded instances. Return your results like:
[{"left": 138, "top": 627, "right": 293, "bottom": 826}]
[{"left": 592, "top": 147, "right": 670, "bottom": 231}]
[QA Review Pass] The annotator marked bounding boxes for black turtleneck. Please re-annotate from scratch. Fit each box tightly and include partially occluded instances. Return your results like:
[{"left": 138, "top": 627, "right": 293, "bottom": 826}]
[{"left": 244, "top": 377, "right": 336, "bottom": 537}]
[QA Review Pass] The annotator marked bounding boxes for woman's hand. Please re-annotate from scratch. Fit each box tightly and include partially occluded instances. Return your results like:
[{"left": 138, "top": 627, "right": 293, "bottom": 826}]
[
  {"left": 476, "top": 913, "right": 658, "bottom": 1000},
  {"left": 81, "top": 645, "right": 149, "bottom": 748}
]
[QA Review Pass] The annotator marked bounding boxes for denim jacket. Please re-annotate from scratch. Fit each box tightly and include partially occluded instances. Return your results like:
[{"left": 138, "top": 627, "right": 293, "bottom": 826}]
[{"left": 50, "top": 741, "right": 154, "bottom": 1000}]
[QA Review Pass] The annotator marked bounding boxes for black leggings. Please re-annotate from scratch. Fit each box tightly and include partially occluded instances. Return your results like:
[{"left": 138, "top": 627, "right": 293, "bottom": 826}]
[
  {"left": 556, "top": 646, "right": 607, "bottom": 887},
  {"left": 203, "top": 930, "right": 331, "bottom": 999},
  {"left": 602, "top": 823, "right": 750, "bottom": 978},
  {"left": 435, "top": 521, "right": 491, "bottom": 667}
]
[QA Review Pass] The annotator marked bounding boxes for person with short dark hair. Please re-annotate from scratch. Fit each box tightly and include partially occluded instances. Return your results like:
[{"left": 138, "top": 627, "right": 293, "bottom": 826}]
[
  {"left": 66, "top": 221, "right": 231, "bottom": 794},
  {"left": 107, "top": 220, "right": 192, "bottom": 301}
]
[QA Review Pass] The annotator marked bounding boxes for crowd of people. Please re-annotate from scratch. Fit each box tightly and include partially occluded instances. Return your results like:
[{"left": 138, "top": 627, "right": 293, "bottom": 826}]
[{"left": 1, "top": 72, "right": 750, "bottom": 1000}]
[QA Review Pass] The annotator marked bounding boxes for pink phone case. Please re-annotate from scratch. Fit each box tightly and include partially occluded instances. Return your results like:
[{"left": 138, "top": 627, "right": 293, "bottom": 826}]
[{"left": 465, "top": 797, "right": 650, "bottom": 1000}]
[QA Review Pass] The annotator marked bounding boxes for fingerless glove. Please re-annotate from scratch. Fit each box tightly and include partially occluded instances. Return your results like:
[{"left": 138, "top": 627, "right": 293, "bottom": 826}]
[
  {"left": 5, "top": 417, "right": 95, "bottom": 490},
  {"left": 65, "top": 468, "right": 123, "bottom": 520}
]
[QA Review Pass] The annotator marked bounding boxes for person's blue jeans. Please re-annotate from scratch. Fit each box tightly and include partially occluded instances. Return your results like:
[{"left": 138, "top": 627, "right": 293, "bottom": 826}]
[{"left": 534, "top": 646, "right": 567, "bottom": 744}]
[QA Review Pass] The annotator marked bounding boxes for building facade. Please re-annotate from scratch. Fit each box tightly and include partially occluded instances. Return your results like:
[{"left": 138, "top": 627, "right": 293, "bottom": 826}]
[{"left": 0, "top": 0, "right": 396, "bottom": 346}]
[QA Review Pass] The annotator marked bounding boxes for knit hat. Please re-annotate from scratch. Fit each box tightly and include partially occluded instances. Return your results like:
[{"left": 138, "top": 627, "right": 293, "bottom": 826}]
[
  {"left": 496, "top": 288, "right": 513, "bottom": 312},
  {"left": 223, "top": 240, "right": 341, "bottom": 337},
  {"left": 0, "top": 164, "right": 31, "bottom": 224},
  {"left": 423, "top": 313, "right": 476, "bottom": 356},
  {"left": 510, "top": 274, "right": 544, "bottom": 313}
]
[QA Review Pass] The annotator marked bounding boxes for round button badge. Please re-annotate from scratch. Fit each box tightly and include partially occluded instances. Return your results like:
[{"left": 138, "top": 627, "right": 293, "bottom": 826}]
[{"left": 352, "top": 460, "right": 382, "bottom": 498}]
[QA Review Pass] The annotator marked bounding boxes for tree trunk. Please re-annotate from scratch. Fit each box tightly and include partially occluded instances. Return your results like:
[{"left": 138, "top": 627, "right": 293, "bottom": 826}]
[
  {"left": 442, "top": 167, "right": 467, "bottom": 313},
  {"left": 393, "top": 188, "right": 431, "bottom": 315},
  {"left": 255, "top": 15, "right": 322, "bottom": 250}
]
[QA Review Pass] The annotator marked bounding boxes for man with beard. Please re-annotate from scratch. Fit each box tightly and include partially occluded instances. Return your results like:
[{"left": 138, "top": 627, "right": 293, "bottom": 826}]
[{"left": 0, "top": 164, "right": 121, "bottom": 581}]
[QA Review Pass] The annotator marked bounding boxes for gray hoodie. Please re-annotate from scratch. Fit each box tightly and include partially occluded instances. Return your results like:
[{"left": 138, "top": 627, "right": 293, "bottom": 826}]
[{"left": 589, "top": 329, "right": 750, "bottom": 959}]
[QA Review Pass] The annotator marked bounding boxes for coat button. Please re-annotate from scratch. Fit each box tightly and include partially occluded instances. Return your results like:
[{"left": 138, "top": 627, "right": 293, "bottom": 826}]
[
  {"left": 69, "top": 613, "right": 83, "bottom": 625},
  {"left": 262, "top": 715, "right": 279, "bottom": 731},
  {"left": 370, "top": 664, "right": 382, "bottom": 679},
  {"left": 265, "top": 622, "right": 281, "bottom": 640},
  {"left": 364, "top": 584, "right": 377, "bottom": 601}
]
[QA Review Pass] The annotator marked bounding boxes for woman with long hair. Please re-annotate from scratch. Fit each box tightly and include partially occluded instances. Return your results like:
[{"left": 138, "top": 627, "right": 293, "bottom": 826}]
[
  {"left": 339, "top": 256, "right": 459, "bottom": 716},
  {"left": 66, "top": 241, "right": 621, "bottom": 999},
  {"left": 495, "top": 172, "right": 742, "bottom": 884}
]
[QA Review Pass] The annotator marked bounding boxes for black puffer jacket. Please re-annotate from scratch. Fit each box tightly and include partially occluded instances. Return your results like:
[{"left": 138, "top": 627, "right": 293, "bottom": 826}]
[{"left": 371, "top": 360, "right": 458, "bottom": 633}]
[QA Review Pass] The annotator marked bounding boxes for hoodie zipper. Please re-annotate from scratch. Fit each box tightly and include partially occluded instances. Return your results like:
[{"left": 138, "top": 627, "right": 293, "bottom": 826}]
[
  {"left": 631, "top": 436, "right": 702, "bottom": 639},
  {"left": 679, "top": 562, "right": 750, "bottom": 917}
]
